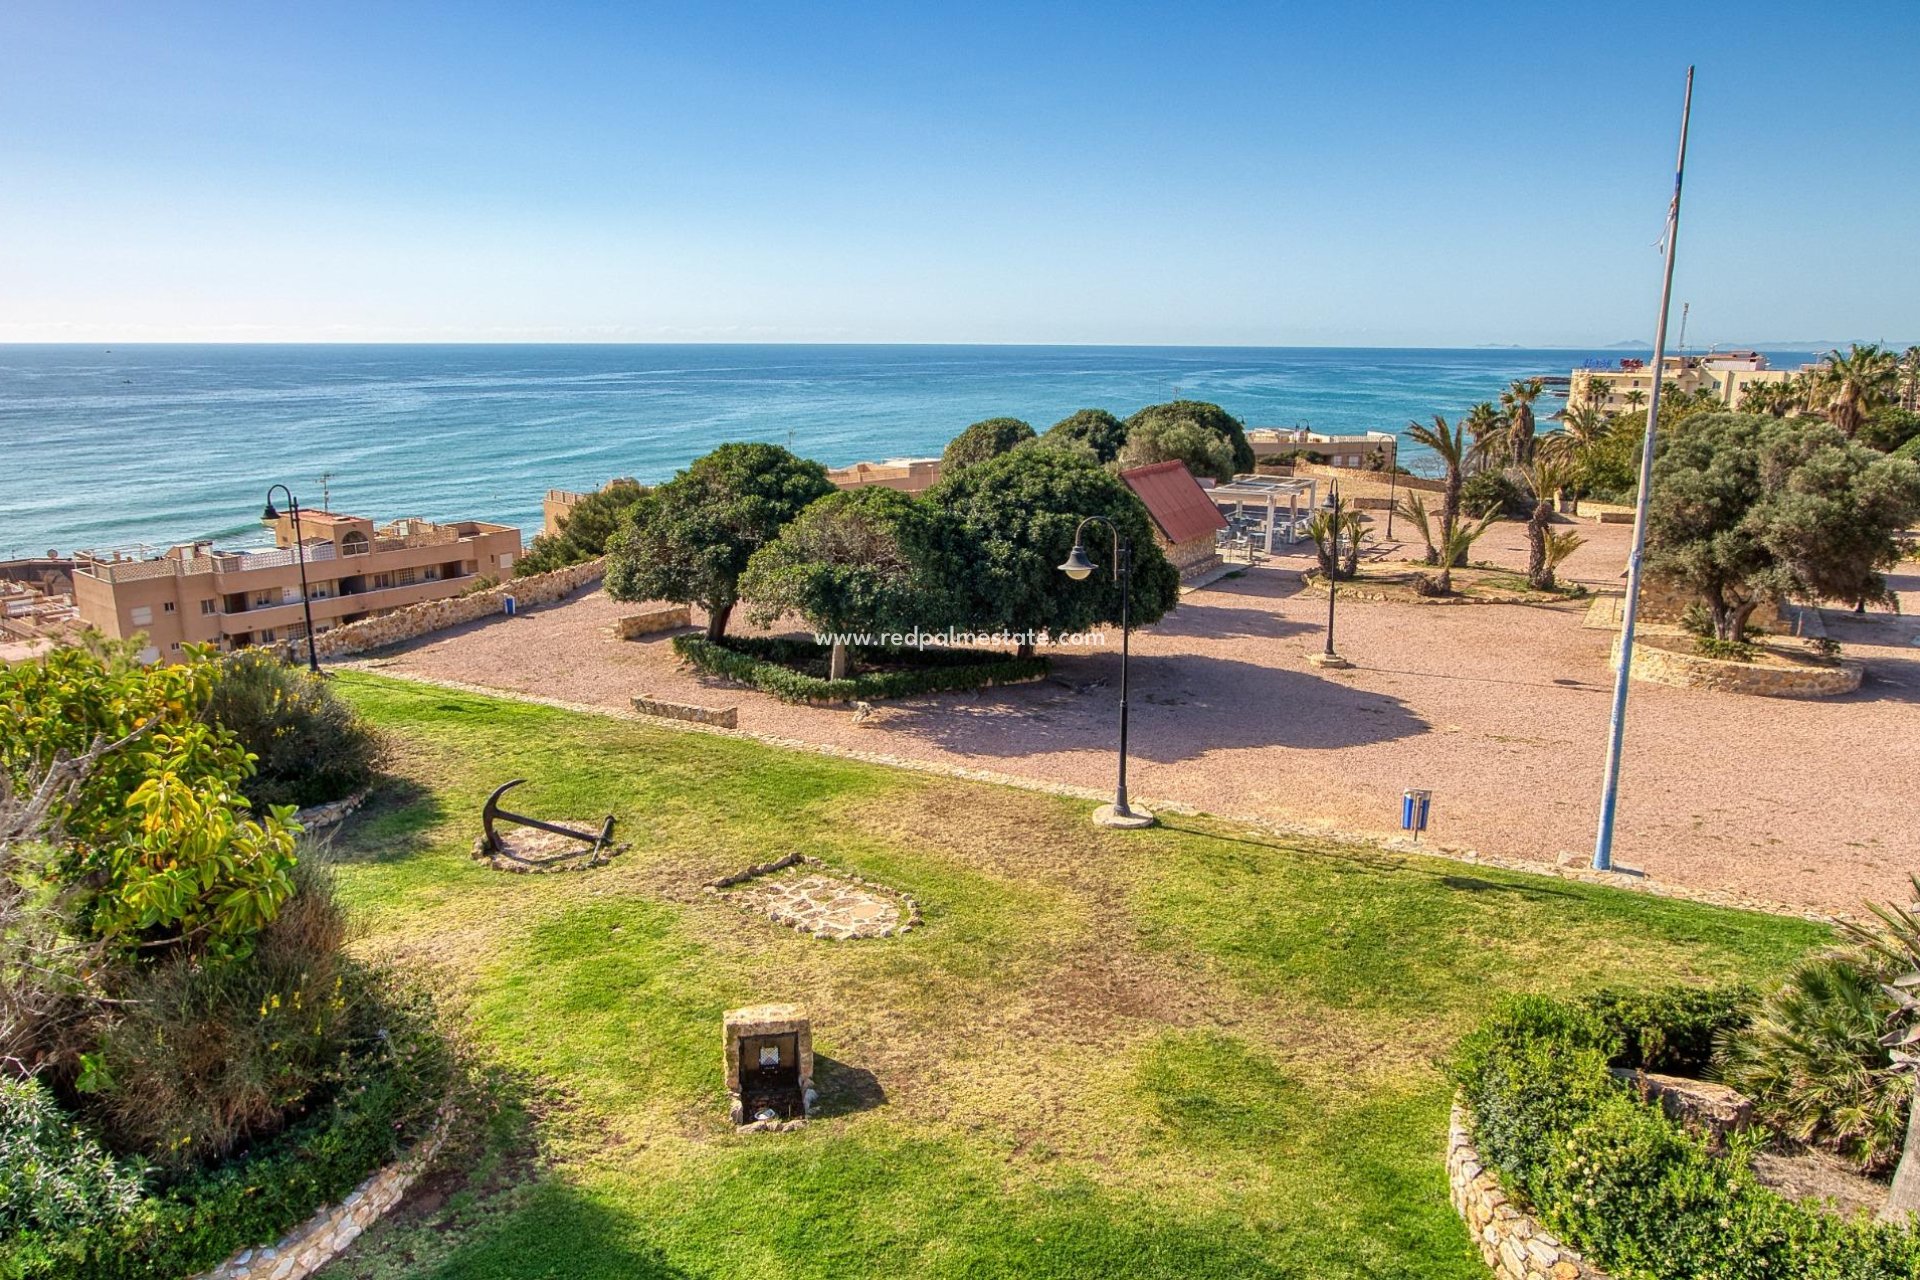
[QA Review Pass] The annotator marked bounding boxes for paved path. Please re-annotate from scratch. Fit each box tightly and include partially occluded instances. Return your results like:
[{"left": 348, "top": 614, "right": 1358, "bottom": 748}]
[{"left": 351, "top": 522, "right": 1920, "bottom": 917}]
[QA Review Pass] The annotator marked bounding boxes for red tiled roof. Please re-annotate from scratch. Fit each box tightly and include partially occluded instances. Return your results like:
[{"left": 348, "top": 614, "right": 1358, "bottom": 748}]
[{"left": 1120, "top": 460, "right": 1228, "bottom": 545}]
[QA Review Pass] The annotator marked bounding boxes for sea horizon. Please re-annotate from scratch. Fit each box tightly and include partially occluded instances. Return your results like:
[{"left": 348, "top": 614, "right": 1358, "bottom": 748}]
[{"left": 1, "top": 342, "right": 1822, "bottom": 559}]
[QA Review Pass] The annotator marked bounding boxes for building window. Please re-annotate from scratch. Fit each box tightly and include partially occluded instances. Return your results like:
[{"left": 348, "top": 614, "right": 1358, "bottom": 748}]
[
  {"left": 162, "top": 601, "right": 176, "bottom": 613},
  {"left": 200, "top": 599, "right": 218, "bottom": 615},
  {"left": 341, "top": 531, "right": 370, "bottom": 556},
  {"left": 130, "top": 605, "right": 153, "bottom": 626}
]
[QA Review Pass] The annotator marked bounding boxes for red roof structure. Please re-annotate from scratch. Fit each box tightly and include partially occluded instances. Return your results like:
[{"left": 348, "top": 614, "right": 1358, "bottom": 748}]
[{"left": 1119, "top": 461, "right": 1228, "bottom": 545}]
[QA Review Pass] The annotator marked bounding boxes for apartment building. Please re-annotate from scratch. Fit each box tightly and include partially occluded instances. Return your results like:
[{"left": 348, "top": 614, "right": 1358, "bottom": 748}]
[
  {"left": 1569, "top": 351, "right": 1797, "bottom": 415},
  {"left": 72, "top": 511, "right": 523, "bottom": 663},
  {"left": 825, "top": 456, "right": 943, "bottom": 493},
  {"left": 1246, "top": 426, "right": 1398, "bottom": 470}
]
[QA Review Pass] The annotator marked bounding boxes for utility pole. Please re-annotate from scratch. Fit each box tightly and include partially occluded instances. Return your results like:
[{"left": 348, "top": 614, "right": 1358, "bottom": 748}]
[{"left": 1593, "top": 66, "right": 1695, "bottom": 873}]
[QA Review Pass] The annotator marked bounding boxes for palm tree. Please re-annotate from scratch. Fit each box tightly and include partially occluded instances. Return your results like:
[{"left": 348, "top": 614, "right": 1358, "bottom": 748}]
[
  {"left": 1740, "top": 380, "right": 1792, "bottom": 417},
  {"left": 1901, "top": 346, "right": 1920, "bottom": 412},
  {"left": 1405, "top": 414, "right": 1468, "bottom": 561},
  {"left": 1305, "top": 500, "right": 1367, "bottom": 582},
  {"left": 1517, "top": 459, "right": 1584, "bottom": 590},
  {"left": 1817, "top": 343, "right": 1898, "bottom": 438},
  {"left": 1623, "top": 388, "right": 1647, "bottom": 413},
  {"left": 1500, "top": 378, "right": 1545, "bottom": 466},
  {"left": 1462, "top": 402, "right": 1505, "bottom": 473}
]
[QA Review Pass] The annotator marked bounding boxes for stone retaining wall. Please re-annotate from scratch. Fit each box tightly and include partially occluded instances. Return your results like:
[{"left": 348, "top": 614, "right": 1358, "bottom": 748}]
[
  {"left": 310, "top": 559, "right": 605, "bottom": 659},
  {"left": 632, "top": 694, "right": 739, "bottom": 728},
  {"left": 1613, "top": 635, "right": 1864, "bottom": 697},
  {"left": 1448, "top": 1104, "right": 1607, "bottom": 1280},
  {"left": 614, "top": 605, "right": 692, "bottom": 638},
  {"left": 291, "top": 788, "right": 369, "bottom": 832},
  {"left": 194, "top": 1112, "right": 451, "bottom": 1280}
]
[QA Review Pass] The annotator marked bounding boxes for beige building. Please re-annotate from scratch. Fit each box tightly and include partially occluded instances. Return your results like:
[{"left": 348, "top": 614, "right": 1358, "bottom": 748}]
[
  {"left": 825, "top": 457, "right": 943, "bottom": 494},
  {"left": 73, "top": 511, "right": 523, "bottom": 663},
  {"left": 1570, "top": 351, "right": 1797, "bottom": 415},
  {"left": 1246, "top": 427, "right": 1398, "bottom": 470}
]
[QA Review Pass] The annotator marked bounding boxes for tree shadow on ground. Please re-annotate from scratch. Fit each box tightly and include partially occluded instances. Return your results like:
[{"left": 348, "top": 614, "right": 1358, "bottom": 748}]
[
  {"left": 1438, "top": 874, "right": 1579, "bottom": 901},
  {"left": 1146, "top": 600, "right": 1316, "bottom": 642},
  {"left": 876, "top": 651, "right": 1428, "bottom": 763},
  {"left": 417, "top": 1178, "right": 693, "bottom": 1280},
  {"left": 810, "top": 1054, "right": 887, "bottom": 1119},
  {"left": 321, "top": 776, "right": 446, "bottom": 864}
]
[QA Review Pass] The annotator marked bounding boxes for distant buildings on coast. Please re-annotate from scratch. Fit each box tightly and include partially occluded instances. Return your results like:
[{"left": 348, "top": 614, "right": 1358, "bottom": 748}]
[{"left": 1569, "top": 350, "right": 1799, "bottom": 415}]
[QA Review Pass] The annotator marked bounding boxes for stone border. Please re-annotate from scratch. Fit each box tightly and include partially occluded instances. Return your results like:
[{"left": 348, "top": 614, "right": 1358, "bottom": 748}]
[
  {"left": 1611, "top": 634, "right": 1863, "bottom": 697},
  {"left": 292, "top": 787, "right": 369, "bottom": 832},
  {"left": 1448, "top": 1104, "right": 1608, "bottom": 1280},
  {"left": 613, "top": 606, "right": 692, "bottom": 639},
  {"left": 193, "top": 1110, "right": 452, "bottom": 1280},
  {"left": 334, "top": 669, "right": 1838, "bottom": 925},
  {"left": 706, "top": 852, "right": 923, "bottom": 939},
  {"left": 632, "top": 694, "right": 739, "bottom": 728}
]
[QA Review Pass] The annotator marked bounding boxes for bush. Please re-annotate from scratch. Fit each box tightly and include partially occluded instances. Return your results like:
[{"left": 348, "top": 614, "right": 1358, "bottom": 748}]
[
  {"left": 1579, "top": 984, "right": 1755, "bottom": 1076},
  {"left": 0, "top": 1078, "right": 143, "bottom": 1250},
  {"left": 1461, "top": 469, "right": 1528, "bottom": 519},
  {"left": 83, "top": 858, "right": 355, "bottom": 1172},
  {"left": 1695, "top": 635, "right": 1757, "bottom": 662},
  {"left": 1452, "top": 992, "right": 1920, "bottom": 1279},
  {"left": 1719, "top": 956, "right": 1907, "bottom": 1172},
  {"left": 516, "top": 478, "right": 647, "bottom": 577},
  {"left": 206, "top": 651, "right": 384, "bottom": 810},
  {"left": 674, "top": 634, "right": 1049, "bottom": 703}
]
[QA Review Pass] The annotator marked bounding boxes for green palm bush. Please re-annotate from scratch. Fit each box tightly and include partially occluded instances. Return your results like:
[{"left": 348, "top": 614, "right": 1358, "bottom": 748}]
[{"left": 1718, "top": 955, "right": 1907, "bottom": 1172}]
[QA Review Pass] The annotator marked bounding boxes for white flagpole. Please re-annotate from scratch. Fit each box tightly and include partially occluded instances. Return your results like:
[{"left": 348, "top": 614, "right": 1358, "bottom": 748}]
[{"left": 1593, "top": 66, "right": 1695, "bottom": 873}]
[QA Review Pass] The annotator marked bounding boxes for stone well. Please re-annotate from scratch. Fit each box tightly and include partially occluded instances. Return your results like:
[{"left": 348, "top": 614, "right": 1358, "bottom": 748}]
[{"left": 723, "top": 1003, "right": 815, "bottom": 1127}]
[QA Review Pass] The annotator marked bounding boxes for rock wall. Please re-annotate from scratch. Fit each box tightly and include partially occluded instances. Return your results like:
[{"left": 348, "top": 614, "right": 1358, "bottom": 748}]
[
  {"left": 193, "top": 1112, "right": 451, "bottom": 1280},
  {"left": 311, "top": 559, "right": 604, "bottom": 659},
  {"left": 1613, "top": 635, "right": 1864, "bottom": 697},
  {"left": 1448, "top": 1104, "right": 1607, "bottom": 1280},
  {"left": 632, "top": 694, "right": 739, "bottom": 728},
  {"left": 292, "top": 788, "right": 369, "bottom": 832},
  {"left": 614, "top": 605, "right": 692, "bottom": 638}
]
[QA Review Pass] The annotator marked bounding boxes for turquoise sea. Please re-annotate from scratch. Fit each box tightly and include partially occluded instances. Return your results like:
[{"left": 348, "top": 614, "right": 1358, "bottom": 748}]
[{"left": 0, "top": 344, "right": 1816, "bottom": 559}]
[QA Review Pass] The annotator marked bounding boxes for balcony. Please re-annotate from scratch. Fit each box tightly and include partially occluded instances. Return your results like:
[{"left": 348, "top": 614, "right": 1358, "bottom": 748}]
[{"left": 216, "top": 572, "right": 475, "bottom": 635}]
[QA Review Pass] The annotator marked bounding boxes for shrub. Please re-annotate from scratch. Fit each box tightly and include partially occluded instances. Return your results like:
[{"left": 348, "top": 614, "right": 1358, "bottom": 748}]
[
  {"left": 1452, "top": 991, "right": 1920, "bottom": 1279},
  {"left": 1461, "top": 469, "right": 1528, "bottom": 519},
  {"left": 674, "top": 634, "right": 1049, "bottom": 704},
  {"left": 1579, "top": 983, "right": 1755, "bottom": 1075},
  {"left": 0, "top": 1077, "right": 143, "bottom": 1248},
  {"left": 1679, "top": 601, "right": 1715, "bottom": 638},
  {"left": 1695, "top": 635, "right": 1757, "bottom": 662},
  {"left": 941, "top": 417, "right": 1036, "bottom": 473},
  {"left": 516, "top": 478, "right": 647, "bottom": 577},
  {"left": 83, "top": 857, "right": 355, "bottom": 1172},
  {"left": 1718, "top": 956, "right": 1907, "bottom": 1172},
  {"left": 206, "top": 651, "right": 384, "bottom": 810}
]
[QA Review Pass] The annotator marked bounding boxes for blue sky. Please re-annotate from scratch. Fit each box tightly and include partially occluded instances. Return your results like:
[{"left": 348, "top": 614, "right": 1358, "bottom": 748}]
[{"left": 2, "top": 1, "right": 1915, "bottom": 347}]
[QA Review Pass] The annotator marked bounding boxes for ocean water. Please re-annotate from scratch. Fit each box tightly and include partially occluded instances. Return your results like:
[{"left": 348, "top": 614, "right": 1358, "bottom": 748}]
[{"left": 0, "top": 344, "right": 1816, "bottom": 559}]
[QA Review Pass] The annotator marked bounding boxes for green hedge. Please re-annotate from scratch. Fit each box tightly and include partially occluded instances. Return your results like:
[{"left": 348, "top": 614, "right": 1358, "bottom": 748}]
[
  {"left": 673, "top": 635, "right": 1050, "bottom": 703},
  {"left": 1451, "top": 990, "right": 1919, "bottom": 1280},
  {"left": 1, "top": 990, "right": 450, "bottom": 1280}
]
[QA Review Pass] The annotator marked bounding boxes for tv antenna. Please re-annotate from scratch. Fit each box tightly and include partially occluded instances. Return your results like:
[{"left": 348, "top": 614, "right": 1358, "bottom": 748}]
[
  {"left": 319, "top": 471, "right": 334, "bottom": 511},
  {"left": 1676, "top": 303, "right": 1690, "bottom": 356}
]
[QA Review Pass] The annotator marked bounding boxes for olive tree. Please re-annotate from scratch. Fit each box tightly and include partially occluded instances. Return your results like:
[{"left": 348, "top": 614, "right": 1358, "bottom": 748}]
[
  {"left": 603, "top": 443, "right": 833, "bottom": 640},
  {"left": 940, "top": 417, "right": 1036, "bottom": 474},
  {"left": 928, "top": 448, "right": 1179, "bottom": 657},
  {"left": 1646, "top": 413, "right": 1920, "bottom": 641},
  {"left": 1039, "top": 408, "right": 1129, "bottom": 464},
  {"left": 1124, "top": 401, "right": 1255, "bottom": 474},
  {"left": 739, "top": 488, "right": 949, "bottom": 679},
  {"left": 1116, "top": 416, "right": 1234, "bottom": 482},
  {"left": 515, "top": 478, "right": 647, "bottom": 576}
]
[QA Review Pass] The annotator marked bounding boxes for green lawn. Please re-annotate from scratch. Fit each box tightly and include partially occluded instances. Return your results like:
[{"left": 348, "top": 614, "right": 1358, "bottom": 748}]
[{"left": 318, "top": 673, "right": 1828, "bottom": 1280}]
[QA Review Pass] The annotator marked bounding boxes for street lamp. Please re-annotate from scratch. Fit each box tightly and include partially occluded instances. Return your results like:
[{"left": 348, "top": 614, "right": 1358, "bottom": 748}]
[
  {"left": 1058, "top": 515, "right": 1152, "bottom": 829},
  {"left": 261, "top": 484, "right": 322, "bottom": 675}
]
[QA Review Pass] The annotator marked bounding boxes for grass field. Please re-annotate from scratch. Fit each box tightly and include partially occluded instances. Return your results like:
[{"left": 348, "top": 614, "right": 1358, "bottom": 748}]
[{"left": 317, "top": 673, "right": 1829, "bottom": 1280}]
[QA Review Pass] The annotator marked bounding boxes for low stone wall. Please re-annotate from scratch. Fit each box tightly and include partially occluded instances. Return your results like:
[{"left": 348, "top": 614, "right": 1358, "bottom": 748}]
[
  {"left": 311, "top": 559, "right": 604, "bottom": 659},
  {"left": 292, "top": 788, "right": 369, "bottom": 832},
  {"left": 194, "top": 1112, "right": 451, "bottom": 1280},
  {"left": 632, "top": 694, "right": 739, "bottom": 728},
  {"left": 1614, "top": 635, "right": 1864, "bottom": 697},
  {"left": 1448, "top": 1104, "right": 1607, "bottom": 1280},
  {"left": 614, "top": 605, "right": 692, "bottom": 639}
]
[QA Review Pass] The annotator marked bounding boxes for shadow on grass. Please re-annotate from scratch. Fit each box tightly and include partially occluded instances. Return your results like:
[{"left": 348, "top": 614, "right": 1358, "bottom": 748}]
[
  {"left": 323, "top": 776, "right": 447, "bottom": 864},
  {"left": 419, "top": 1179, "right": 692, "bottom": 1280},
  {"left": 811, "top": 1054, "right": 887, "bottom": 1119},
  {"left": 1438, "top": 874, "right": 1578, "bottom": 900}
]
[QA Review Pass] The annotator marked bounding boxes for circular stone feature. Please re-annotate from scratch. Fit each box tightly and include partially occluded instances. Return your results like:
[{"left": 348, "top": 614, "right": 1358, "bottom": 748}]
[{"left": 709, "top": 856, "right": 920, "bottom": 940}]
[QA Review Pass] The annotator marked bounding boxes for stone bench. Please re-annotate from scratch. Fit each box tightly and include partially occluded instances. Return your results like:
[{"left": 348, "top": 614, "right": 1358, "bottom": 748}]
[
  {"left": 632, "top": 695, "right": 738, "bottom": 728},
  {"left": 614, "top": 606, "right": 693, "bottom": 639}
]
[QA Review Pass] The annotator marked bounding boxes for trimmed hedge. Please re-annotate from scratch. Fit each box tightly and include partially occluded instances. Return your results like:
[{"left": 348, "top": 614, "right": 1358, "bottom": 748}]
[
  {"left": 0, "top": 983, "right": 450, "bottom": 1280},
  {"left": 673, "top": 635, "right": 1050, "bottom": 704},
  {"left": 1452, "top": 989, "right": 1919, "bottom": 1280}
]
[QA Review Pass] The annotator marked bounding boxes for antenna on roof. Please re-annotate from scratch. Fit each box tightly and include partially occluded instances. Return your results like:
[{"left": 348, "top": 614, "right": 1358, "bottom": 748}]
[
  {"left": 1677, "top": 303, "right": 1690, "bottom": 356},
  {"left": 319, "top": 471, "right": 333, "bottom": 511}
]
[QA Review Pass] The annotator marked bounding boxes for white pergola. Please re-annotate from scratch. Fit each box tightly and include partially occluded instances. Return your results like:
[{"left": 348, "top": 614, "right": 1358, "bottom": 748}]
[{"left": 1208, "top": 476, "right": 1320, "bottom": 553}]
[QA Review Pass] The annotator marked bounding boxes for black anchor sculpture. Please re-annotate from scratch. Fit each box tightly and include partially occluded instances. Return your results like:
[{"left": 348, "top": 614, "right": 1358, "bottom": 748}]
[{"left": 480, "top": 779, "right": 616, "bottom": 866}]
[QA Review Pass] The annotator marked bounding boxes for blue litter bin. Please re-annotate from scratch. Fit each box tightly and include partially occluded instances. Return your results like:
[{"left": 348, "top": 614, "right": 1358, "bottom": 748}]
[
  {"left": 503, "top": 595, "right": 517, "bottom": 617},
  {"left": 1401, "top": 789, "right": 1432, "bottom": 842}
]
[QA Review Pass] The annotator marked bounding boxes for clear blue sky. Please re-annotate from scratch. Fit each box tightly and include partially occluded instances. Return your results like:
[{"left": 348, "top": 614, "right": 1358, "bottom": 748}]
[{"left": 2, "top": 1, "right": 1914, "bottom": 347}]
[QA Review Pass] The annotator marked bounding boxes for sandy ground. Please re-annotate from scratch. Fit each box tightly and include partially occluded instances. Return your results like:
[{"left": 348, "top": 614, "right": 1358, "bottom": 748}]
[{"left": 351, "top": 520, "right": 1920, "bottom": 917}]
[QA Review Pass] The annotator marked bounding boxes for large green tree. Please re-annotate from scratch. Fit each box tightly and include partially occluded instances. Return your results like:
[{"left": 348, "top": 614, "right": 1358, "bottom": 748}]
[
  {"left": 1115, "top": 415, "right": 1234, "bottom": 482},
  {"left": 738, "top": 488, "right": 950, "bottom": 679},
  {"left": 928, "top": 448, "right": 1179, "bottom": 657},
  {"left": 1501, "top": 378, "right": 1546, "bottom": 467},
  {"left": 1646, "top": 413, "right": 1920, "bottom": 641},
  {"left": 941, "top": 417, "right": 1036, "bottom": 474},
  {"left": 1039, "top": 408, "right": 1128, "bottom": 464},
  {"left": 515, "top": 478, "right": 648, "bottom": 577},
  {"left": 603, "top": 443, "right": 833, "bottom": 640},
  {"left": 1123, "top": 401, "right": 1255, "bottom": 474},
  {"left": 1815, "top": 343, "right": 1899, "bottom": 439}
]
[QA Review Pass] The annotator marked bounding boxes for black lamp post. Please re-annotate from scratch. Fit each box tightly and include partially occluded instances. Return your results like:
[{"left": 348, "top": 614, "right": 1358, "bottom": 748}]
[
  {"left": 261, "top": 484, "right": 322, "bottom": 674},
  {"left": 1058, "top": 515, "right": 1152, "bottom": 829}
]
